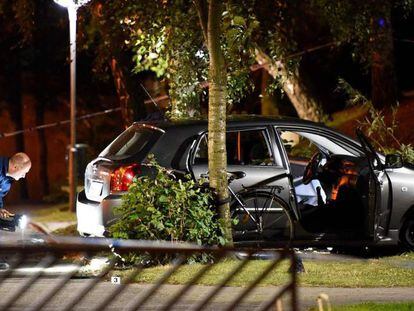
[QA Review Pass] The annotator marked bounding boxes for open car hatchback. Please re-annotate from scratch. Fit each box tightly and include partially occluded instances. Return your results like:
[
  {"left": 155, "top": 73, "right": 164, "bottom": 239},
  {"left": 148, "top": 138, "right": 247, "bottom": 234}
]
[{"left": 76, "top": 116, "right": 414, "bottom": 250}]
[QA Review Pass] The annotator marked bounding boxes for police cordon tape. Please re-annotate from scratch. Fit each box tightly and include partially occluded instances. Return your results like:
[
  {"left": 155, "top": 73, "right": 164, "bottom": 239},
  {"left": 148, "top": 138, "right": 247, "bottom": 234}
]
[
  {"left": 0, "top": 40, "right": 347, "bottom": 141},
  {"left": 0, "top": 107, "right": 121, "bottom": 138}
]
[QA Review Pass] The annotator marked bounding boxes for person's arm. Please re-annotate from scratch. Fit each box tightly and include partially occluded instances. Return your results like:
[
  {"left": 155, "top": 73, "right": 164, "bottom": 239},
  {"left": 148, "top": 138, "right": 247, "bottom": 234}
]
[
  {"left": 0, "top": 185, "right": 14, "bottom": 217},
  {"left": 0, "top": 188, "right": 5, "bottom": 209},
  {"left": 0, "top": 184, "right": 8, "bottom": 209},
  {"left": 0, "top": 196, "right": 14, "bottom": 217}
]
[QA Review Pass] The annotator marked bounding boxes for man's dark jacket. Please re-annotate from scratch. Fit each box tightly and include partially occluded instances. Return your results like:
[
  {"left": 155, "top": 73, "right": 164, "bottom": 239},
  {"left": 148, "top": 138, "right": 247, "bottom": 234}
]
[{"left": 0, "top": 157, "right": 13, "bottom": 209}]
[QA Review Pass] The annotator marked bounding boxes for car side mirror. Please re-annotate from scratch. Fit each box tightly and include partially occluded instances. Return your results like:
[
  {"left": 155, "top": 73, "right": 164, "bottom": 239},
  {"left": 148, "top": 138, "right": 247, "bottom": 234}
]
[{"left": 385, "top": 154, "right": 403, "bottom": 169}]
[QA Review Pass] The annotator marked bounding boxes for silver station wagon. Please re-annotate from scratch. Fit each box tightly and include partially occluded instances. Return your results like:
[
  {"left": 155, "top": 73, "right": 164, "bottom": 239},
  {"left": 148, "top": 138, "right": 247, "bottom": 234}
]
[{"left": 76, "top": 116, "right": 414, "bottom": 250}]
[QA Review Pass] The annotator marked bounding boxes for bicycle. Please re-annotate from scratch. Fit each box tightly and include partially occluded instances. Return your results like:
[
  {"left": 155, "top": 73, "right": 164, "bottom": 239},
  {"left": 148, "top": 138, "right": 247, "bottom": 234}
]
[{"left": 202, "top": 171, "right": 294, "bottom": 247}]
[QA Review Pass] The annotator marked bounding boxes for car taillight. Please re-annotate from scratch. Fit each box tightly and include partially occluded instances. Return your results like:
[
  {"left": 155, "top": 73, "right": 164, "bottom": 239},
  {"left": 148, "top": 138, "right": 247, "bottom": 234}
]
[{"left": 110, "top": 164, "right": 142, "bottom": 192}]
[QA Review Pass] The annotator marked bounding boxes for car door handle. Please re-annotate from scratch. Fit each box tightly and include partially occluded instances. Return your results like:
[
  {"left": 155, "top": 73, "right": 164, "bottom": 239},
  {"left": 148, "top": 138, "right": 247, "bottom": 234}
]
[{"left": 289, "top": 188, "right": 295, "bottom": 201}]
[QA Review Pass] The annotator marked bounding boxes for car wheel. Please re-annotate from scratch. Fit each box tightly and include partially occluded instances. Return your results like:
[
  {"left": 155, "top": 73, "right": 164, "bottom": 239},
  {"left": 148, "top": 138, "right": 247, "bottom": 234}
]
[{"left": 400, "top": 217, "right": 414, "bottom": 251}]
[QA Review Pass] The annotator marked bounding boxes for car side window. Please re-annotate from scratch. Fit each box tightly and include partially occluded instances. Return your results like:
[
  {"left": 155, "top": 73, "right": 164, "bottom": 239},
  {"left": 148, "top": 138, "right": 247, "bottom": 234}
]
[
  {"left": 278, "top": 130, "right": 322, "bottom": 179},
  {"left": 193, "top": 129, "right": 274, "bottom": 166},
  {"left": 278, "top": 129, "right": 356, "bottom": 158},
  {"left": 194, "top": 135, "right": 208, "bottom": 164},
  {"left": 279, "top": 130, "right": 319, "bottom": 162}
]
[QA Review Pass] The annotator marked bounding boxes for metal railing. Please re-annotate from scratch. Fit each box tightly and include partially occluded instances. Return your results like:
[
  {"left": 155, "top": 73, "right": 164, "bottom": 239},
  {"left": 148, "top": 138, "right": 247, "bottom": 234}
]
[{"left": 0, "top": 235, "right": 298, "bottom": 311}]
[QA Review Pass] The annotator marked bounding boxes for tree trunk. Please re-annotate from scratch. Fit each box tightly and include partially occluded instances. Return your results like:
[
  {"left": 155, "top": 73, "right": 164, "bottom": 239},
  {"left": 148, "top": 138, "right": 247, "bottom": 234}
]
[
  {"left": 255, "top": 48, "right": 324, "bottom": 122},
  {"left": 370, "top": 2, "right": 397, "bottom": 108},
  {"left": 93, "top": 3, "right": 147, "bottom": 126},
  {"left": 200, "top": 0, "right": 233, "bottom": 245}
]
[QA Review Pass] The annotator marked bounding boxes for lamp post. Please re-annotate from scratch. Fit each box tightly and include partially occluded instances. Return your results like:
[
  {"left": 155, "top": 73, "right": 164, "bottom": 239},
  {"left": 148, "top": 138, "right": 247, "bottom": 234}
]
[{"left": 54, "top": 0, "right": 90, "bottom": 212}]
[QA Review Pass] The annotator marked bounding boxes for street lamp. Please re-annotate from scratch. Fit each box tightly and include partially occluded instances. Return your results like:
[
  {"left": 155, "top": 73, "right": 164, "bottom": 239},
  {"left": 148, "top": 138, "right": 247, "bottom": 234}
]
[{"left": 54, "top": 0, "right": 91, "bottom": 212}]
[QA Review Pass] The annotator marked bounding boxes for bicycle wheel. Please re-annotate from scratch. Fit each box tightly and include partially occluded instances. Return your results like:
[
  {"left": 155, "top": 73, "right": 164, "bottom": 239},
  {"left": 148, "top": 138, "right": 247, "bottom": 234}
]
[{"left": 231, "top": 191, "right": 293, "bottom": 244}]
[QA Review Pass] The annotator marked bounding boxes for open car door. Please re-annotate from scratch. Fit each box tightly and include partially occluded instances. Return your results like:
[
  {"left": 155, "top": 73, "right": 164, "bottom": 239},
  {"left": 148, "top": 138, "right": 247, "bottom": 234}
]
[{"left": 356, "top": 129, "right": 392, "bottom": 241}]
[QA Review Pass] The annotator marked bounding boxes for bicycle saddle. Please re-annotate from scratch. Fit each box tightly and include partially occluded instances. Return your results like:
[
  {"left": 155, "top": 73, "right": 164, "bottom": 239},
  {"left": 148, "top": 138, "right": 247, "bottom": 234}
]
[
  {"left": 200, "top": 171, "right": 246, "bottom": 181},
  {"left": 227, "top": 171, "right": 246, "bottom": 180}
]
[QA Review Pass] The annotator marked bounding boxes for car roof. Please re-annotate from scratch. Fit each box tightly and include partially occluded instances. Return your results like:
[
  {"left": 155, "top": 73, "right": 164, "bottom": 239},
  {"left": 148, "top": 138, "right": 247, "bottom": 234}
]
[
  {"left": 130, "top": 115, "right": 363, "bottom": 170},
  {"left": 133, "top": 115, "right": 326, "bottom": 130}
]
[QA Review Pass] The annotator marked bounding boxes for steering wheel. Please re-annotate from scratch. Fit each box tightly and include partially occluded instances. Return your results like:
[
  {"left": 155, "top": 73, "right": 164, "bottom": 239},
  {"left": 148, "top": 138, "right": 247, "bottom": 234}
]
[{"left": 302, "top": 152, "right": 323, "bottom": 185}]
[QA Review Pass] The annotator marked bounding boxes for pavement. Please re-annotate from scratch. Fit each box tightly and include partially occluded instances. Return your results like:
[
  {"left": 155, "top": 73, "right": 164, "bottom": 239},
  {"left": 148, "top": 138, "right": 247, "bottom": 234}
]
[
  {"left": 0, "top": 278, "right": 413, "bottom": 310},
  {"left": 36, "top": 221, "right": 77, "bottom": 233}
]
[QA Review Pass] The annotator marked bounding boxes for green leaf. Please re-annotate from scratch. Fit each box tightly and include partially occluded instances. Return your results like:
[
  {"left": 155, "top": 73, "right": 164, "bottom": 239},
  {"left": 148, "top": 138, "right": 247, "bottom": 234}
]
[
  {"left": 233, "top": 15, "right": 245, "bottom": 27},
  {"left": 109, "top": 154, "right": 226, "bottom": 259},
  {"left": 158, "top": 195, "right": 168, "bottom": 203}
]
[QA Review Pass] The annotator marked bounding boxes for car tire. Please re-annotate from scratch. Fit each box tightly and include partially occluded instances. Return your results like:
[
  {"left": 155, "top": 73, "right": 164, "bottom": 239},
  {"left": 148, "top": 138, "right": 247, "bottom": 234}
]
[{"left": 400, "top": 217, "right": 414, "bottom": 251}]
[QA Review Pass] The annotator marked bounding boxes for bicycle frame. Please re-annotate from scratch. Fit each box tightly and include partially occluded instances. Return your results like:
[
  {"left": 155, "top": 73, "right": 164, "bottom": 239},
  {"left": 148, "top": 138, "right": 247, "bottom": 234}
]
[{"left": 229, "top": 184, "right": 286, "bottom": 235}]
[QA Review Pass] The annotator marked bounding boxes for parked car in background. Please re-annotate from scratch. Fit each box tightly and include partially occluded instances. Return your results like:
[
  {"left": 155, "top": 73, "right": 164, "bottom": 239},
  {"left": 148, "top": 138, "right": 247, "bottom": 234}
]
[{"left": 76, "top": 116, "right": 414, "bottom": 250}]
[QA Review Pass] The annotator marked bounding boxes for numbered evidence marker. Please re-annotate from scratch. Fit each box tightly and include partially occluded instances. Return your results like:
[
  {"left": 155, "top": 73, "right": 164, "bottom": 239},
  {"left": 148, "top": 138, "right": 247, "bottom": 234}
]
[{"left": 111, "top": 276, "right": 121, "bottom": 284}]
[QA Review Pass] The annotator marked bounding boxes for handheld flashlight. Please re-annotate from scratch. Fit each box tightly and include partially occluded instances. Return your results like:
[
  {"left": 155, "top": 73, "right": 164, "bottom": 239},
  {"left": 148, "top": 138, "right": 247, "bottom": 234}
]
[
  {"left": 0, "top": 214, "right": 29, "bottom": 232},
  {"left": 15, "top": 214, "right": 28, "bottom": 230}
]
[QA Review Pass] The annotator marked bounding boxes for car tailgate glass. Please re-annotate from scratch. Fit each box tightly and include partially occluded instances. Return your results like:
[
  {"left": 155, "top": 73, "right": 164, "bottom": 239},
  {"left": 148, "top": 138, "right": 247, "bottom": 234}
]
[{"left": 99, "top": 125, "right": 162, "bottom": 161}]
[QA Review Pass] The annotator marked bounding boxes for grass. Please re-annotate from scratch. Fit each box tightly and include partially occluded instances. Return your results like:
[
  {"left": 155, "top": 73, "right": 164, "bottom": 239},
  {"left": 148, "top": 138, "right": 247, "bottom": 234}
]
[
  {"left": 26, "top": 203, "right": 414, "bottom": 289},
  {"left": 52, "top": 224, "right": 78, "bottom": 236},
  {"left": 29, "top": 203, "right": 76, "bottom": 223},
  {"left": 309, "top": 302, "right": 414, "bottom": 311},
  {"left": 109, "top": 252, "right": 414, "bottom": 288}
]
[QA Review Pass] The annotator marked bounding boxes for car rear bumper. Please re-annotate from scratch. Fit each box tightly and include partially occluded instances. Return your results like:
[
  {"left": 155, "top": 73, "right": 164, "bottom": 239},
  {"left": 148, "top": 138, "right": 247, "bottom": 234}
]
[{"left": 76, "top": 190, "right": 122, "bottom": 237}]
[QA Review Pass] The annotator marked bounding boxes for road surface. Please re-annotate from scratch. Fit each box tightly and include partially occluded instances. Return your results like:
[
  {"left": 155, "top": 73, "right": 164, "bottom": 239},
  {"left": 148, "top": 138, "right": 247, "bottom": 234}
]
[{"left": 0, "top": 278, "right": 413, "bottom": 310}]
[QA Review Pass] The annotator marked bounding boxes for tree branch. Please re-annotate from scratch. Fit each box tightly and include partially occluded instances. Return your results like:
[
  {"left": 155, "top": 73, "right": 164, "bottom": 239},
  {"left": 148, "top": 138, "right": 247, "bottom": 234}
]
[{"left": 194, "top": 0, "right": 208, "bottom": 44}]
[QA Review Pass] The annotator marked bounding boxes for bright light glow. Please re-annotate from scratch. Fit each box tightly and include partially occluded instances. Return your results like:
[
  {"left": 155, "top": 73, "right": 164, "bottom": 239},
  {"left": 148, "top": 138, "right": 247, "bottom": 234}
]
[
  {"left": 53, "top": 0, "right": 91, "bottom": 8},
  {"left": 17, "top": 215, "right": 28, "bottom": 230},
  {"left": 195, "top": 50, "right": 205, "bottom": 59},
  {"left": 15, "top": 264, "right": 79, "bottom": 275},
  {"left": 54, "top": 0, "right": 76, "bottom": 8}
]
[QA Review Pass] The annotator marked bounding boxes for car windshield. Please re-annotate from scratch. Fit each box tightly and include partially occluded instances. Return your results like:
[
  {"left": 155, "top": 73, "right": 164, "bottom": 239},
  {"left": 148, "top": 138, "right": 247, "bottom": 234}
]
[{"left": 99, "top": 125, "right": 162, "bottom": 161}]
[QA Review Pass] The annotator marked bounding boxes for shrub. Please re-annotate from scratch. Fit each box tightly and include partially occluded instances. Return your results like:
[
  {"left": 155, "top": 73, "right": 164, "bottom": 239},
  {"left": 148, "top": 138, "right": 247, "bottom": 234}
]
[
  {"left": 109, "top": 155, "right": 227, "bottom": 262},
  {"left": 337, "top": 78, "right": 414, "bottom": 164}
]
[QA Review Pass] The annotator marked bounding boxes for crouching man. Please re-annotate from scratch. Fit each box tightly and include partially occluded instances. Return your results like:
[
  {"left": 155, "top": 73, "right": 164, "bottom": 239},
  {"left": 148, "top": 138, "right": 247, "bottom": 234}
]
[{"left": 0, "top": 153, "right": 31, "bottom": 218}]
